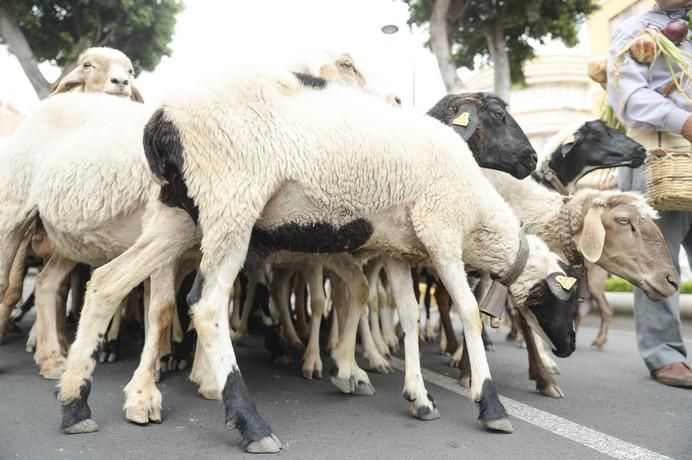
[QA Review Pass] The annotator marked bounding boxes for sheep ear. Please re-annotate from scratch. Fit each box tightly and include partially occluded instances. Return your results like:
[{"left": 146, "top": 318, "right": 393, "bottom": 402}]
[
  {"left": 130, "top": 86, "right": 145, "bottom": 103},
  {"left": 560, "top": 132, "right": 580, "bottom": 156},
  {"left": 577, "top": 206, "right": 605, "bottom": 263},
  {"left": 52, "top": 66, "right": 85, "bottom": 95},
  {"left": 451, "top": 104, "right": 480, "bottom": 141}
]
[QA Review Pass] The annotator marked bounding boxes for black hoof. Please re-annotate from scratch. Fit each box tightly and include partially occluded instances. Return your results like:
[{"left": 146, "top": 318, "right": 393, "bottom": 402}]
[
  {"left": 61, "top": 381, "right": 96, "bottom": 434},
  {"left": 477, "top": 379, "right": 509, "bottom": 430}
]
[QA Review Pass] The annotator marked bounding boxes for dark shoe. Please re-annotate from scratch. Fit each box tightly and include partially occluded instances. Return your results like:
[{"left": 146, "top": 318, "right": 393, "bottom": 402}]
[{"left": 652, "top": 362, "right": 692, "bottom": 388}]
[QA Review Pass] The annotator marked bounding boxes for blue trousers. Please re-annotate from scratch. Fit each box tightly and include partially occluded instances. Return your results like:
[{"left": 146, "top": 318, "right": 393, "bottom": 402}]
[{"left": 634, "top": 210, "right": 691, "bottom": 372}]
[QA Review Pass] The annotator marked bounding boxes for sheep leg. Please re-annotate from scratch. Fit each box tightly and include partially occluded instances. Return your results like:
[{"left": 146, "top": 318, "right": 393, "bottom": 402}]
[
  {"left": 457, "top": 337, "right": 472, "bottom": 388},
  {"left": 57, "top": 205, "right": 196, "bottom": 435},
  {"left": 190, "top": 247, "right": 281, "bottom": 453},
  {"left": 123, "top": 264, "right": 176, "bottom": 425},
  {"left": 0, "top": 234, "right": 30, "bottom": 341},
  {"left": 100, "top": 303, "right": 124, "bottom": 364},
  {"left": 534, "top": 330, "right": 560, "bottom": 375},
  {"left": 189, "top": 336, "right": 221, "bottom": 400},
  {"left": 230, "top": 276, "right": 242, "bottom": 332},
  {"left": 325, "top": 256, "right": 375, "bottom": 396},
  {"left": 234, "top": 270, "right": 258, "bottom": 344},
  {"left": 435, "top": 285, "right": 459, "bottom": 355},
  {"left": 35, "top": 255, "right": 76, "bottom": 379},
  {"left": 358, "top": 311, "right": 392, "bottom": 374},
  {"left": 365, "top": 259, "right": 390, "bottom": 358},
  {"left": 516, "top": 312, "right": 564, "bottom": 398},
  {"left": 378, "top": 279, "right": 399, "bottom": 352},
  {"left": 382, "top": 257, "right": 439, "bottom": 420},
  {"left": 25, "top": 321, "right": 37, "bottom": 353},
  {"left": 436, "top": 260, "right": 512, "bottom": 433},
  {"left": 327, "top": 294, "right": 340, "bottom": 352},
  {"left": 293, "top": 271, "right": 310, "bottom": 342},
  {"left": 302, "top": 265, "right": 325, "bottom": 380},
  {"left": 590, "top": 284, "right": 612, "bottom": 350},
  {"left": 271, "top": 268, "right": 305, "bottom": 352},
  {"left": 69, "top": 264, "right": 90, "bottom": 322},
  {"left": 0, "top": 216, "right": 35, "bottom": 306},
  {"left": 56, "top": 277, "right": 70, "bottom": 353},
  {"left": 422, "top": 275, "right": 436, "bottom": 342}
]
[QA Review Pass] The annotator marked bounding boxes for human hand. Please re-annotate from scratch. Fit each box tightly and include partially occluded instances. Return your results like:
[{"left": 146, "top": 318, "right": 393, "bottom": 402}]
[{"left": 683, "top": 115, "right": 692, "bottom": 142}]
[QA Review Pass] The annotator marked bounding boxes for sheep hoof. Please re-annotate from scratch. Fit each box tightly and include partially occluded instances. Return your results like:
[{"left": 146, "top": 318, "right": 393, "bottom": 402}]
[
  {"left": 107, "top": 352, "right": 117, "bottom": 363},
  {"left": 410, "top": 403, "right": 441, "bottom": 421},
  {"left": 154, "top": 369, "right": 161, "bottom": 383},
  {"left": 330, "top": 375, "right": 375, "bottom": 396},
  {"left": 198, "top": 387, "right": 222, "bottom": 401},
  {"left": 246, "top": 434, "right": 282, "bottom": 454},
  {"left": 125, "top": 407, "right": 150, "bottom": 425},
  {"left": 353, "top": 379, "right": 376, "bottom": 396},
  {"left": 482, "top": 417, "right": 514, "bottom": 433},
  {"left": 302, "top": 368, "right": 322, "bottom": 380},
  {"left": 591, "top": 339, "right": 606, "bottom": 351},
  {"left": 459, "top": 376, "right": 471, "bottom": 388},
  {"left": 537, "top": 382, "right": 565, "bottom": 398},
  {"left": 63, "top": 418, "right": 99, "bottom": 434}
]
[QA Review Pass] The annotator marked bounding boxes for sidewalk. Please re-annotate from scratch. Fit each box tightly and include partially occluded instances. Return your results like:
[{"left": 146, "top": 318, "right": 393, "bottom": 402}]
[{"left": 601, "top": 292, "right": 692, "bottom": 319}]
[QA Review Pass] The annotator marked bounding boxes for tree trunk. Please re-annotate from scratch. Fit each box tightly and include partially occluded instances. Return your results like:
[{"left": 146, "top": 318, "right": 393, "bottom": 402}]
[
  {"left": 0, "top": 6, "right": 51, "bottom": 99},
  {"left": 429, "top": 0, "right": 466, "bottom": 93},
  {"left": 485, "top": 20, "right": 511, "bottom": 103}
]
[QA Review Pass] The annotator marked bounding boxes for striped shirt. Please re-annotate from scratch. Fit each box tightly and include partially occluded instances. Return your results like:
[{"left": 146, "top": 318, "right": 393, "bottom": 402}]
[{"left": 606, "top": 6, "right": 691, "bottom": 134}]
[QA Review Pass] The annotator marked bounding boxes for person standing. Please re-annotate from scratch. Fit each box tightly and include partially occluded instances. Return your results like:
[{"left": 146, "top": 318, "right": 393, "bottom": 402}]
[{"left": 607, "top": 0, "right": 692, "bottom": 388}]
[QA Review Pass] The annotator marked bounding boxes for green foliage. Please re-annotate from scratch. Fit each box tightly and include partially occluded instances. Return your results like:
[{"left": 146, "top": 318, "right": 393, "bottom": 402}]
[
  {"left": 402, "top": 0, "right": 599, "bottom": 85},
  {"left": 1, "top": 0, "right": 183, "bottom": 74},
  {"left": 604, "top": 276, "right": 634, "bottom": 292},
  {"left": 604, "top": 276, "right": 692, "bottom": 294}
]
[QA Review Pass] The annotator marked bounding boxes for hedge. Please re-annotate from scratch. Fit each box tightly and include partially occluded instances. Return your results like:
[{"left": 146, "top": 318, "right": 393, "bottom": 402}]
[{"left": 604, "top": 276, "right": 692, "bottom": 294}]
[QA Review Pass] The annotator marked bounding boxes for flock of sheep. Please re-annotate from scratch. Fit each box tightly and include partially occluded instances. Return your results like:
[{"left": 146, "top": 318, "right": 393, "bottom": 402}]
[{"left": 0, "top": 46, "right": 681, "bottom": 454}]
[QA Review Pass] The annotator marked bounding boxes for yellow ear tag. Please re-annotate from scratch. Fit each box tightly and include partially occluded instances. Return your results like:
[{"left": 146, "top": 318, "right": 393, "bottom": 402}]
[
  {"left": 555, "top": 275, "right": 577, "bottom": 291},
  {"left": 452, "top": 112, "right": 470, "bottom": 127}
]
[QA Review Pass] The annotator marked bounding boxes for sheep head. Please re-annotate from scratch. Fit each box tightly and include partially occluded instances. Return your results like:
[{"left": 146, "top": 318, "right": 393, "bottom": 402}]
[
  {"left": 570, "top": 190, "right": 679, "bottom": 301},
  {"left": 542, "top": 120, "right": 646, "bottom": 188},
  {"left": 427, "top": 93, "right": 537, "bottom": 180},
  {"left": 52, "top": 47, "right": 144, "bottom": 102},
  {"left": 508, "top": 235, "right": 578, "bottom": 358}
]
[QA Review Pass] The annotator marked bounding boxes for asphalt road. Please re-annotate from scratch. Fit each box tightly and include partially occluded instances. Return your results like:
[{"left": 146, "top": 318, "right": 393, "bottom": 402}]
[{"left": 1, "top": 313, "right": 691, "bottom": 460}]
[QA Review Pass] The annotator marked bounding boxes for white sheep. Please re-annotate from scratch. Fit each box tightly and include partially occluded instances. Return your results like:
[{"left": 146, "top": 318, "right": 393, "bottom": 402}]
[
  {"left": 2, "top": 52, "right": 391, "bottom": 426},
  {"left": 481, "top": 168, "right": 679, "bottom": 396},
  {"left": 53, "top": 46, "right": 144, "bottom": 101},
  {"left": 55, "top": 66, "right": 579, "bottom": 453},
  {"left": 0, "top": 46, "right": 145, "bottom": 350}
]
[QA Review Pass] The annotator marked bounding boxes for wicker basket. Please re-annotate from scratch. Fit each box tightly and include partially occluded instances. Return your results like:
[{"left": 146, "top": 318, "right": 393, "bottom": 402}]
[{"left": 643, "top": 147, "right": 692, "bottom": 211}]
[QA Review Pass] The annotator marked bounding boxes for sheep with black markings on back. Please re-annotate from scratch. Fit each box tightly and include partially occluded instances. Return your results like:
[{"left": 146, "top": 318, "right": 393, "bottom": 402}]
[{"left": 54, "top": 64, "right": 580, "bottom": 453}]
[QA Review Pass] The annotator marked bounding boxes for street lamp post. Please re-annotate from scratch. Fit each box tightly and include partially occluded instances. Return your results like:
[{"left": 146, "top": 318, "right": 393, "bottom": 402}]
[{"left": 380, "top": 23, "right": 415, "bottom": 108}]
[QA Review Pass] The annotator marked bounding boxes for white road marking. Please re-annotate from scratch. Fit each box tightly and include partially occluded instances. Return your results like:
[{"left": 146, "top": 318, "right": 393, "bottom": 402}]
[{"left": 389, "top": 357, "right": 672, "bottom": 460}]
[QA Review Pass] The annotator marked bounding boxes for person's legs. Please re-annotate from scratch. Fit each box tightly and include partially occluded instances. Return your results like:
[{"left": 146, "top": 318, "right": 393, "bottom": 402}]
[{"left": 634, "top": 211, "right": 690, "bottom": 372}]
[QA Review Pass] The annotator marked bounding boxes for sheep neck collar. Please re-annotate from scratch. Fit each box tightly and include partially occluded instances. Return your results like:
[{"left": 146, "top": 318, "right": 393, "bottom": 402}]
[
  {"left": 479, "top": 231, "right": 530, "bottom": 322},
  {"left": 541, "top": 162, "right": 569, "bottom": 195}
]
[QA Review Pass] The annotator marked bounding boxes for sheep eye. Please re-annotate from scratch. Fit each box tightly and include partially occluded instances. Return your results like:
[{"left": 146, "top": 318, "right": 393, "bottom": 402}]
[
  {"left": 616, "top": 217, "right": 630, "bottom": 225},
  {"left": 83, "top": 62, "right": 92, "bottom": 68},
  {"left": 493, "top": 110, "right": 504, "bottom": 120},
  {"left": 340, "top": 62, "right": 353, "bottom": 69},
  {"left": 128, "top": 68, "right": 134, "bottom": 75}
]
